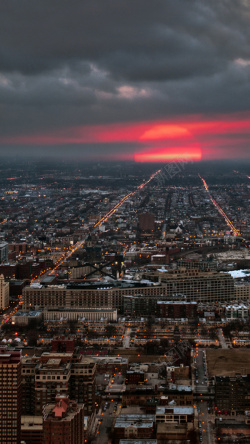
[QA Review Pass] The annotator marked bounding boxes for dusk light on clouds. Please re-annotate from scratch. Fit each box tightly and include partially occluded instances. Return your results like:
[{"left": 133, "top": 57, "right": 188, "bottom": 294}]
[{"left": 1, "top": 0, "right": 250, "bottom": 161}]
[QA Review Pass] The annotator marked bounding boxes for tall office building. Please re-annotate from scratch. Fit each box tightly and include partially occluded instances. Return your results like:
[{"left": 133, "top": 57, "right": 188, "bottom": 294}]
[
  {"left": 0, "top": 273, "right": 9, "bottom": 310},
  {"left": 0, "top": 242, "right": 8, "bottom": 263},
  {"left": 0, "top": 347, "right": 22, "bottom": 444}
]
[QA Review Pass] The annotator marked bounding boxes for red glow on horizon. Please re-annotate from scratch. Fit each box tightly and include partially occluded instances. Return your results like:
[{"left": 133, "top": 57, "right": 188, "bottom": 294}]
[
  {"left": 134, "top": 146, "right": 202, "bottom": 162},
  {"left": 1, "top": 111, "right": 250, "bottom": 161},
  {"left": 139, "top": 124, "right": 191, "bottom": 140}
]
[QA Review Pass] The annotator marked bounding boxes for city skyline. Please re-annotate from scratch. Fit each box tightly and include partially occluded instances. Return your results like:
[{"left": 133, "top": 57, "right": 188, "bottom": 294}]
[{"left": 1, "top": 1, "right": 250, "bottom": 161}]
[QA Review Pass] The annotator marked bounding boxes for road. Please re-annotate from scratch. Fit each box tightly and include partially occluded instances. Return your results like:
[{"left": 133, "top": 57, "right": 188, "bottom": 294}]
[
  {"left": 195, "top": 348, "right": 215, "bottom": 444},
  {"left": 123, "top": 328, "right": 131, "bottom": 348},
  {"left": 0, "top": 301, "right": 19, "bottom": 330},
  {"left": 217, "top": 328, "right": 229, "bottom": 349},
  {"left": 92, "top": 400, "right": 121, "bottom": 444}
]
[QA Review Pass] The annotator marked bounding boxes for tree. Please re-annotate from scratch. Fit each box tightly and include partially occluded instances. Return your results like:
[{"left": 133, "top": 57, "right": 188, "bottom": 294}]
[{"left": 105, "top": 325, "right": 117, "bottom": 337}]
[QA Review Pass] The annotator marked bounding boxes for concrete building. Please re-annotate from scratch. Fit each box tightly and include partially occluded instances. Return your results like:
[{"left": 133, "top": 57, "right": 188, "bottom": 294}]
[
  {"left": 11, "top": 310, "right": 42, "bottom": 326},
  {"left": 22, "top": 352, "right": 96, "bottom": 416},
  {"left": 22, "top": 282, "right": 167, "bottom": 311},
  {"left": 43, "top": 397, "right": 84, "bottom": 444},
  {"left": 144, "top": 268, "right": 235, "bottom": 303},
  {"left": 0, "top": 273, "right": 9, "bottom": 310},
  {"left": 155, "top": 405, "right": 194, "bottom": 429},
  {"left": 21, "top": 416, "right": 43, "bottom": 444},
  {"left": 123, "top": 294, "right": 160, "bottom": 316},
  {"left": 35, "top": 357, "right": 71, "bottom": 415},
  {"left": 0, "top": 347, "right": 22, "bottom": 444},
  {"left": 113, "top": 414, "right": 155, "bottom": 442},
  {"left": 234, "top": 282, "right": 250, "bottom": 301},
  {"left": 43, "top": 308, "right": 117, "bottom": 322}
]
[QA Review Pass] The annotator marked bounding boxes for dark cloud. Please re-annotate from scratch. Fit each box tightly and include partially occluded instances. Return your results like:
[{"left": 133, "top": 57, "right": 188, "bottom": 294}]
[{"left": 0, "top": 0, "right": 250, "bottom": 158}]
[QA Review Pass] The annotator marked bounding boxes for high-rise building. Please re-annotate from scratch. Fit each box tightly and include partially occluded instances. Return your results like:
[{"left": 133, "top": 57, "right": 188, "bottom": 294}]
[
  {"left": 22, "top": 351, "right": 96, "bottom": 416},
  {"left": 138, "top": 213, "right": 155, "bottom": 232},
  {"left": 0, "top": 242, "right": 8, "bottom": 263},
  {"left": 0, "top": 347, "right": 22, "bottom": 444},
  {"left": 0, "top": 273, "right": 9, "bottom": 310},
  {"left": 43, "top": 397, "right": 84, "bottom": 444}
]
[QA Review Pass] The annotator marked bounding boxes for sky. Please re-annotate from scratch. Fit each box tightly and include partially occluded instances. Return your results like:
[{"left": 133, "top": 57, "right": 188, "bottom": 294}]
[{"left": 1, "top": 0, "right": 250, "bottom": 162}]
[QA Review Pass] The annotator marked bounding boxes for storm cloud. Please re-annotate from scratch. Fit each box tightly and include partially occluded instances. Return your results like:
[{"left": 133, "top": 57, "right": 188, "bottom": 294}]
[{"left": 1, "top": 0, "right": 250, "bottom": 160}]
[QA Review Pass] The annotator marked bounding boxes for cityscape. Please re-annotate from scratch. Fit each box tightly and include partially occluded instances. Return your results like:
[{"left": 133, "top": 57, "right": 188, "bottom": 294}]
[
  {"left": 2, "top": 1, "right": 250, "bottom": 443},
  {"left": 1, "top": 160, "right": 250, "bottom": 443}
]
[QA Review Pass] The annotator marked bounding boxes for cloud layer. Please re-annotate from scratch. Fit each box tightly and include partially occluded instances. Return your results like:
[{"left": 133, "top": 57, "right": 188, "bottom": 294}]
[{"left": 1, "top": 0, "right": 250, "bottom": 160}]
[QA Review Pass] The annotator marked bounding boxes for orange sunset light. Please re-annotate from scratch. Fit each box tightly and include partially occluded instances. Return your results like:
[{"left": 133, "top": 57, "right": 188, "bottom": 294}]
[{"left": 134, "top": 146, "right": 202, "bottom": 162}]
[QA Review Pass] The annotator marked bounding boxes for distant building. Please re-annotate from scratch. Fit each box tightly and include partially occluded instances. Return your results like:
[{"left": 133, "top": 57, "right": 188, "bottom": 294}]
[
  {"left": 22, "top": 282, "right": 167, "bottom": 311},
  {"left": 123, "top": 294, "right": 159, "bottom": 316},
  {"left": 157, "top": 301, "right": 197, "bottom": 319},
  {"left": 43, "top": 308, "right": 117, "bottom": 322},
  {"left": 138, "top": 213, "right": 155, "bottom": 232},
  {"left": 226, "top": 304, "right": 248, "bottom": 320},
  {"left": 43, "top": 397, "right": 84, "bottom": 444},
  {"left": 125, "top": 370, "right": 145, "bottom": 385},
  {"left": 51, "top": 336, "right": 75, "bottom": 353},
  {"left": 11, "top": 310, "right": 42, "bottom": 326},
  {"left": 0, "top": 274, "right": 9, "bottom": 309},
  {"left": 177, "top": 258, "right": 217, "bottom": 271},
  {"left": 122, "top": 385, "right": 193, "bottom": 408},
  {"left": 0, "top": 241, "right": 8, "bottom": 263},
  {"left": 144, "top": 268, "right": 235, "bottom": 303},
  {"left": 120, "top": 440, "right": 157, "bottom": 444},
  {"left": 0, "top": 347, "right": 22, "bottom": 444},
  {"left": 234, "top": 282, "right": 250, "bottom": 301}
]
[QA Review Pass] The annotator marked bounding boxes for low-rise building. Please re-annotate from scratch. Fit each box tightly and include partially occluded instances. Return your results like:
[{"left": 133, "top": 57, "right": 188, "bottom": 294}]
[
  {"left": 226, "top": 304, "right": 248, "bottom": 320},
  {"left": 113, "top": 414, "right": 155, "bottom": 442},
  {"left": 155, "top": 405, "right": 194, "bottom": 430}
]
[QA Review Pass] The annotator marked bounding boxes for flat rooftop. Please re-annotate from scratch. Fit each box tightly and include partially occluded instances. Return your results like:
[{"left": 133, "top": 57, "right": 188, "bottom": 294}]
[
  {"left": 156, "top": 406, "right": 193, "bottom": 415},
  {"left": 207, "top": 349, "right": 250, "bottom": 377}
]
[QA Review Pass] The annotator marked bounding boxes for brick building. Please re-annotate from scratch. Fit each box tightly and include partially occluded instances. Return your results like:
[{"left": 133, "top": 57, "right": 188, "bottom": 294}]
[
  {"left": 215, "top": 375, "right": 250, "bottom": 414},
  {"left": 0, "top": 347, "right": 22, "bottom": 444},
  {"left": 43, "top": 397, "right": 84, "bottom": 444}
]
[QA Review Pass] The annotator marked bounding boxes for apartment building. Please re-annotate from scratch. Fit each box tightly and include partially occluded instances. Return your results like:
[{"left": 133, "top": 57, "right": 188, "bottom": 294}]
[
  {"left": 0, "top": 273, "right": 9, "bottom": 310},
  {"left": 0, "top": 347, "right": 22, "bottom": 444},
  {"left": 43, "top": 397, "right": 84, "bottom": 444},
  {"left": 143, "top": 269, "right": 235, "bottom": 303},
  {"left": 22, "top": 282, "right": 167, "bottom": 311},
  {"left": 215, "top": 375, "right": 250, "bottom": 414},
  {"left": 22, "top": 351, "right": 96, "bottom": 416}
]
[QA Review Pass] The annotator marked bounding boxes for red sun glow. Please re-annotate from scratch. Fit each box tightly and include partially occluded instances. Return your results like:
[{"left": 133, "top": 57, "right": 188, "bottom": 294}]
[
  {"left": 1, "top": 112, "right": 250, "bottom": 162},
  {"left": 134, "top": 146, "right": 202, "bottom": 162}
]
